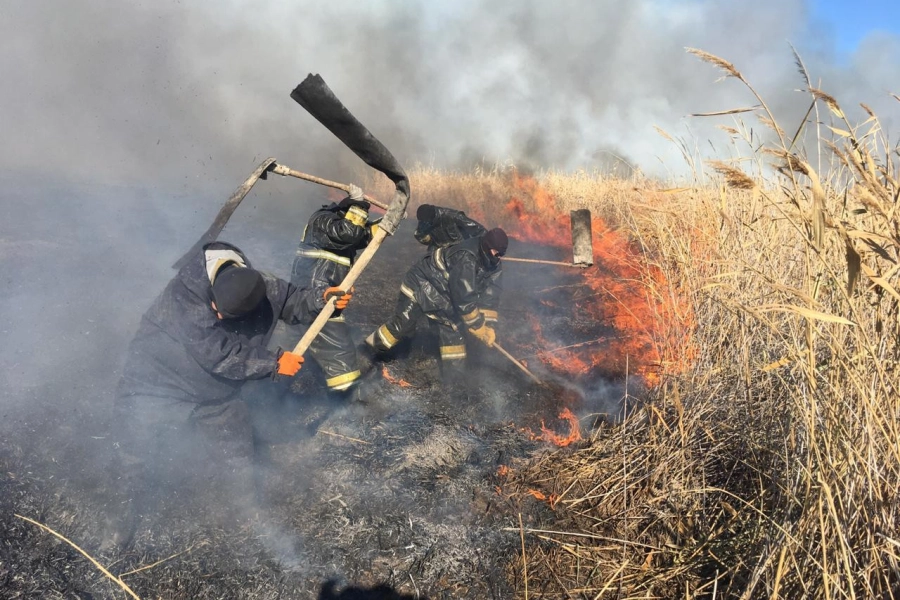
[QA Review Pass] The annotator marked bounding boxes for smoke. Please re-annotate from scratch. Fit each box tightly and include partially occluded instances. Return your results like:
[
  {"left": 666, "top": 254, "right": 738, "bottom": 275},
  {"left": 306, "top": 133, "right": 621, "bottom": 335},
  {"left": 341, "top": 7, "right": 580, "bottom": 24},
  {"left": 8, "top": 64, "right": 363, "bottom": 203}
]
[
  {"left": 0, "top": 0, "right": 897, "bottom": 581},
  {"left": 2, "top": 0, "right": 897, "bottom": 189}
]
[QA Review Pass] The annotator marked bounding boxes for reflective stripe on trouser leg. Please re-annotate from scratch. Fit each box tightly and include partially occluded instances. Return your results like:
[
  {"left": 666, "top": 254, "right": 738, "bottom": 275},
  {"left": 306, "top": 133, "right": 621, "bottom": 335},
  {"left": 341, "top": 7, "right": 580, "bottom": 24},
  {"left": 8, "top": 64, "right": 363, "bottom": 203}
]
[
  {"left": 370, "top": 293, "right": 422, "bottom": 352},
  {"left": 326, "top": 370, "right": 362, "bottom": 391},
  {"left": 308, "top": 318, "right": 362, "bottom": 390},
  {"left": 377, "top": 325, "right": 399, "bottom": 349},
  {"left": 440, "top": 345, "right": 466, "bottom": 360},
  {"left": 438, "top": 324, "right": 467, "bottom": 362}
]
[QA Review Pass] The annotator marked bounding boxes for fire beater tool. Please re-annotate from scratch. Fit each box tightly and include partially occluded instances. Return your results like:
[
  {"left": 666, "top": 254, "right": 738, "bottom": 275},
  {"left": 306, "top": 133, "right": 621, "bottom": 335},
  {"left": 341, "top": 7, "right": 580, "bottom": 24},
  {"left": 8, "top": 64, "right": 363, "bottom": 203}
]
[
  {"left": 503, "top": 208, "right": 594, "bottom": 268},
  {"left": 491, "top": 341, "right": 542, "bottom": 385},
  {"left": 288, "top": 73, "right": 410, "bottom": 360},
  {"left": 171, "top": 157, "right": 390, "bottom": 271},
  {"left": 268, "top": 164, "right": 390, "bottom": 210}
]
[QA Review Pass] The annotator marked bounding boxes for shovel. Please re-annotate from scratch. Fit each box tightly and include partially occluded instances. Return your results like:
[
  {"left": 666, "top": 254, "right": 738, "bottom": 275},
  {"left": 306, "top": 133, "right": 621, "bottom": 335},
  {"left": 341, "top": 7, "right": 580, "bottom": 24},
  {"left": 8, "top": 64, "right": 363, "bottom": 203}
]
[{"left": 503, "top": 208, "right": 594, "bottom": 268}]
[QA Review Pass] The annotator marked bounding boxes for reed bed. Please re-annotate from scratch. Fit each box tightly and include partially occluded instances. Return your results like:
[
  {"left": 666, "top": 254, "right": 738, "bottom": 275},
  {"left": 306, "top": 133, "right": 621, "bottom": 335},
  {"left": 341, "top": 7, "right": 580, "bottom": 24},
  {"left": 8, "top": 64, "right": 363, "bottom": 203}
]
[
  {"left": 363, "top": 52, "right": 900, "bottom": 598},
  {"left": 500, "top": 51, "right": 900, "bottom": 598}
]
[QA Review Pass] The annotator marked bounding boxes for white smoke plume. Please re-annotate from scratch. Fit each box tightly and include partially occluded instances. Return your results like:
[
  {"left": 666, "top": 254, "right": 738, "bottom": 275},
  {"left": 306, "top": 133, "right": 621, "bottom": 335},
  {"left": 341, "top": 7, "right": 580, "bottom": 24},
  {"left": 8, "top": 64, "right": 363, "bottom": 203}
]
[{"left": 2, "top": 0, "right": 897, "bottom": 189}]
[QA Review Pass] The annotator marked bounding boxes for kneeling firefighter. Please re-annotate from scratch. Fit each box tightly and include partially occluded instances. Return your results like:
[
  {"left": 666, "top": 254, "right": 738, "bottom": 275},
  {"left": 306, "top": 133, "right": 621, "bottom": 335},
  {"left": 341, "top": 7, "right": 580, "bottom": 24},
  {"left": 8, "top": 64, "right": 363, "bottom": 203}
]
[
  {"left": 366, "top": 227, "right": 507, "bottom": 381},
  {"left": 289, "top": 184, "right": 376, "bottom": 399}
]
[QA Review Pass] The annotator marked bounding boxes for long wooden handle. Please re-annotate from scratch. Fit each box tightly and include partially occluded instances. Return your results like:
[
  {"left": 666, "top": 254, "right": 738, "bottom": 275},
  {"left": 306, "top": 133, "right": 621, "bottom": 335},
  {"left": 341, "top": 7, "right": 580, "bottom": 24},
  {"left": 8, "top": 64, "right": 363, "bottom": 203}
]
[
  {"left": 270, "top": 163, "right": 389, "bottom": 211},
  {"left": 503, "top": 257, "right": 587, "bottom": 268},
  {"left": 291, "top": 227, "right": 389, "bottom": 356},
  {"left": 491, "top": 342, "right": 543, "bottom": 384}
]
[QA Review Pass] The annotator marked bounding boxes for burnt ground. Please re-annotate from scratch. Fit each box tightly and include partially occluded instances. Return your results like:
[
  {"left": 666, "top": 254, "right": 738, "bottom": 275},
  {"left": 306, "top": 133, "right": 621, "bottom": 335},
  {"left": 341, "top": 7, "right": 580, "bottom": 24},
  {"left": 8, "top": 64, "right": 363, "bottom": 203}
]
[{"left": 0, "top": 180, "right": 629, "bottom": 599}]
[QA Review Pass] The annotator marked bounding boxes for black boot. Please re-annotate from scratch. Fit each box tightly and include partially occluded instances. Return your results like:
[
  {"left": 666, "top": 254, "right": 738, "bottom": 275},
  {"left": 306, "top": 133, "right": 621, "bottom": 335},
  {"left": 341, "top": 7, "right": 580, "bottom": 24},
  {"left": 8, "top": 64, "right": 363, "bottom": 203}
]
[{"left": 356, "top": 367, "right": 389, "bottom": 405}]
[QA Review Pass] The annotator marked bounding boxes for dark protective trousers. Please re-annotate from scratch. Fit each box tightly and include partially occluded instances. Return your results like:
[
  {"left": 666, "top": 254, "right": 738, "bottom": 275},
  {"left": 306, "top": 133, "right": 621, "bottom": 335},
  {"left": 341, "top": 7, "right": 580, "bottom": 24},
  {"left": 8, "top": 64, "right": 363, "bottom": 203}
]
[
  {"left": 284, "top": 314, "right": 362, "bottom": 392},
  {"left": 370, "top": 294, "right": 468, "bottom": 373}
]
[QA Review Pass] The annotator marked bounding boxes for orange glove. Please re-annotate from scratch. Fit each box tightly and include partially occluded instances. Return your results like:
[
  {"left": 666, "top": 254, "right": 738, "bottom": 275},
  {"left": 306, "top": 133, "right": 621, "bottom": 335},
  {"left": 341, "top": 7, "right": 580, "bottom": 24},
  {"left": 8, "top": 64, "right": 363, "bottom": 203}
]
[
  {"left": 469, "top": 323, "right": 496, "bottom": 347},
  {"left": 276, "top": 351, "right": 304, "bottom": 376},
  {"left": 324, "top": 286, "right": 354, "bottom": 310}
]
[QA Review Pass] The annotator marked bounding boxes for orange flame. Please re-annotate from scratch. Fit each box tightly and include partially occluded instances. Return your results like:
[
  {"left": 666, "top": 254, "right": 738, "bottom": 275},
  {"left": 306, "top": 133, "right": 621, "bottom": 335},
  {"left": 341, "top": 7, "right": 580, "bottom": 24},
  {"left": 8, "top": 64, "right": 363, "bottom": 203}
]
[
  {"left": 533, "top": 407, "right": 582, "bottom": 447},
  {"left": 527, "top": 489, "right": 559, "bottom": 507},
  {"left": 446, "top": 170, "right": 695, "bottom": 387},
  {"left": 381, "top": 365, "right": 413, "bottom": 388}
]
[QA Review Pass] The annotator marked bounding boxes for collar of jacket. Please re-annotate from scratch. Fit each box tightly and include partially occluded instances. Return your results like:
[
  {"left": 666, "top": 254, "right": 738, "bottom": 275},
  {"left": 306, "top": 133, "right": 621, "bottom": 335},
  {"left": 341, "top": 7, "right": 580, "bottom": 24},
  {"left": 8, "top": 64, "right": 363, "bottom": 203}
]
[{"left": 205, "top": 248, "right": 248, "bottom": 284}]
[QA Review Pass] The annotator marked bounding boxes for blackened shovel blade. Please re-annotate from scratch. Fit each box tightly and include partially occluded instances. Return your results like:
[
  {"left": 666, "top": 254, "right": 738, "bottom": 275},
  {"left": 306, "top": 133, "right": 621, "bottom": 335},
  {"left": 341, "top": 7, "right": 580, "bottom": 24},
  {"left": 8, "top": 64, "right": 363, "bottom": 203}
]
[
  {"left": 290, "top": 74, "right": 409, "bottom": 234},
  {"left": 570, "top": 209, "right": 594, "bottom": 266}
]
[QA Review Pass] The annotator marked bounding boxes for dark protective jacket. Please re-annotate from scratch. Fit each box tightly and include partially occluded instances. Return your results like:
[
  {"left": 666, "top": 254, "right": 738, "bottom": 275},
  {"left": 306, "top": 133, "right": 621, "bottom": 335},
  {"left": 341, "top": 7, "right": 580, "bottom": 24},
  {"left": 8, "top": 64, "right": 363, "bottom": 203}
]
[
  {"left": 414, "top": 206, "right": 486, "bottom": 248},
  {"left": 400, "top": 236, "right": 502, "bottom": 328},
  {"left": 291, "top": 203, "right": 371, "bottom": 309},
  {"left": 117, "top": 241, "right": 316, "bottom": 403}
]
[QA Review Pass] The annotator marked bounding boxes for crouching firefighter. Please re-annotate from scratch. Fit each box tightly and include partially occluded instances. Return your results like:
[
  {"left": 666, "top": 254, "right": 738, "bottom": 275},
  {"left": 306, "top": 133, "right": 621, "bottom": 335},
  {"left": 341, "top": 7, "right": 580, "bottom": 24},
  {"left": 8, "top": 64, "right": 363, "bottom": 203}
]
[
  {"left": 106, "top": 241, "right": 314, "bottom": 550},
  {"left": 365, "top": 227, "right": 507, "bottom": 382},
  {"left": 289, "top": 184, "right": 377, "bottom": 400}
]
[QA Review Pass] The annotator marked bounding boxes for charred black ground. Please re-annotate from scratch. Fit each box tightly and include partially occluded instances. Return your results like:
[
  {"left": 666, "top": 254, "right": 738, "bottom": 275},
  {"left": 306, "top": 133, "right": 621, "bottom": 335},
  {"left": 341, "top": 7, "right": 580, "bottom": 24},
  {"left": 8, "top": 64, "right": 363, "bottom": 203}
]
[{"left": 1, "top": 209, "right": 629, "bottom": 599}]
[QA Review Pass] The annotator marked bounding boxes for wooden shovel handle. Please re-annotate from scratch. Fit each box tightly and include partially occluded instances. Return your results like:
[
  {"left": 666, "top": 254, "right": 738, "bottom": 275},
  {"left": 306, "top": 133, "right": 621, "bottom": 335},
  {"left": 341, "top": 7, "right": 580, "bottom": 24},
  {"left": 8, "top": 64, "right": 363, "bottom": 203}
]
[
  {"left": 270, "top": 163, "right": 389, "bottom": 211},
  {"left": 491, "top": 342, "right": 543, "bottom": 385},
  {"left": 291, "top": 227, "right": 389, "bottom": 356}
]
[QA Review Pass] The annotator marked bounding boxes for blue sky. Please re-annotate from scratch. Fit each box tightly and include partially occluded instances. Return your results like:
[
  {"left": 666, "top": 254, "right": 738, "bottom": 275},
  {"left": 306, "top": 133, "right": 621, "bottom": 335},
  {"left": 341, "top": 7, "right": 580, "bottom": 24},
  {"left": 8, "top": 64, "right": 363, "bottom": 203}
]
[{"left": 811, "top": 0, "right": 900, "bottom": 54}]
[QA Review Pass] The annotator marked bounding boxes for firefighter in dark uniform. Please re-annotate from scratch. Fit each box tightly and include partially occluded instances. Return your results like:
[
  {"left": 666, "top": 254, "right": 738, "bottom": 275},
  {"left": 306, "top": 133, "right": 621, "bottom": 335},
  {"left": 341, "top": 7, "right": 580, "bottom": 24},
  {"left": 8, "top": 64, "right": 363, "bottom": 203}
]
[
  {"left": 289, "top": 184, "right": 375, "bottom": 398},
  {"left": 107, "top": 240, "right": 324, "bottom": 550},
  {"left": 365, "top": 227, "right": 508, "bottom": 380},
  {"left": 410, "top": 204, "right": 500, "bottom": 328},
  {"left": 412, "top": 203, "right": 487, "bottom": 249}
]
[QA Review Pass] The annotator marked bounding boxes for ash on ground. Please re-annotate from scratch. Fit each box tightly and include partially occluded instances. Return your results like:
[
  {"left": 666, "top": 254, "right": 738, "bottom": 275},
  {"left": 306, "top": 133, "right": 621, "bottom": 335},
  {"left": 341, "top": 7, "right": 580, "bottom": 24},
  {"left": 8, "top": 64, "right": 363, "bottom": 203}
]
[{"left": 1, "top": 218, "right": 630, "bottom": 599}]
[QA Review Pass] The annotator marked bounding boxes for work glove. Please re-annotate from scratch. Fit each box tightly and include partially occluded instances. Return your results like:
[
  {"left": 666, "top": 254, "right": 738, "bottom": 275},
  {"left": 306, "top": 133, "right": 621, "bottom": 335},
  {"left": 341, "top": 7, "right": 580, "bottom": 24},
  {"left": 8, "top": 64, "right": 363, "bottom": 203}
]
[
  {"left": 469, "top": 323, "right": 496, "bottom": 347},
  {"left": 347, "top": 183, "right": 364, "bottom": 201},
  {"left": 324, "top": 286, "right": 354, "bottom": 310},
  {"left": 276, "top": 351, "right": 304, "bottom": 377}
]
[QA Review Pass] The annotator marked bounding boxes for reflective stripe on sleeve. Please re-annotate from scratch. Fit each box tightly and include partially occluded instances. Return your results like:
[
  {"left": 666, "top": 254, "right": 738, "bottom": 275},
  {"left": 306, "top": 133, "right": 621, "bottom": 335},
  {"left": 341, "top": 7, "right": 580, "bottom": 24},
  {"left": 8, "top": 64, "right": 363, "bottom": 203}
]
[
  {"left": 344, "top": 206, "right": 368, "bottom": 228},
  {"left": 433, "top": 248, "right": 449, "bottom": 279},
  {"left": 461, "top": 308, "right": 482, "bottom": 326},
  {"left": 481, "top": 309, "right": 498, "bottom": 323},
  {"left": 295, "top": 249, "right": 351, "bottom": 267}
]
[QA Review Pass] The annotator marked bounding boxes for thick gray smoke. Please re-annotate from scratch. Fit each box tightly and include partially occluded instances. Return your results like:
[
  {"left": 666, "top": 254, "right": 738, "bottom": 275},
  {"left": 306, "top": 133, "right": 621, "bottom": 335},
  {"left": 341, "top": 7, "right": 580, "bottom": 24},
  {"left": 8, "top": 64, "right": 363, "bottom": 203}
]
[{"left": 2, "top": 0, "right": 897, "bottom": 189}]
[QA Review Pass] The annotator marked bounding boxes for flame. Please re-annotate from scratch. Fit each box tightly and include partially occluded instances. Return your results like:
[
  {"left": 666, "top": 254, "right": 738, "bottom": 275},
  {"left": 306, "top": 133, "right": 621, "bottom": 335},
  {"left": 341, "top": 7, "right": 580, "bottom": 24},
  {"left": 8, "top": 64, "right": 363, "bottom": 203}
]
[
  {"left": 533, "top": 407, "right": 582, "bottom": 447},
  {"left": 381, "top": 365, "right": 413, "bottom": 388},
  {"left": 448, "top": 170, "right": 695, "bottom": 387},
  {"left": 527, "top": 489, "right": 559, "bottom": 508},
  {"left": 496, "top": 464, "right": 510, "bottom": 477}
]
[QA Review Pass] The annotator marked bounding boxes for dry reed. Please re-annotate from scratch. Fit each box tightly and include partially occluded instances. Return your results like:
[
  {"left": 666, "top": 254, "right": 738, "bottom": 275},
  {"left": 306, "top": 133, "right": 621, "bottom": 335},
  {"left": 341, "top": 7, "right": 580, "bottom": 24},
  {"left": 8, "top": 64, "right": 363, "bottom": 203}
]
[{"left": 392, "top": 51, "right": 898, "bottom": 598}]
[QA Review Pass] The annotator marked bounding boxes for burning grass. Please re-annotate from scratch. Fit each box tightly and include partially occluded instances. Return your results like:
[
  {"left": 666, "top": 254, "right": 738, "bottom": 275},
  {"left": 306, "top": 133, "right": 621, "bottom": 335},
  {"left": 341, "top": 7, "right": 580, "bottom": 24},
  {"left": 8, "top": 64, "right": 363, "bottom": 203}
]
[
  {"left": 362, "top": 52, "right": 900, "bottom": 599},
  {"left": 496, "top": 58, "right": 898, "bottom": 597}
]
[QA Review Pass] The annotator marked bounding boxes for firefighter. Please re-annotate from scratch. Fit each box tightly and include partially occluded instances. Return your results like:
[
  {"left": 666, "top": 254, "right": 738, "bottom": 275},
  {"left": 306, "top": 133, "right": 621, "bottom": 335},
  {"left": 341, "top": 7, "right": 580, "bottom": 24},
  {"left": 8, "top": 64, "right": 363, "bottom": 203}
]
[
  {"left": 413, "top": 203, "right": 486, "bottom": 248},
  {"left": 106, "top": 240, "right": 334, "bottom": 550},
  {"left": 288, "top": 184, "right": 377, "bottom": 399},
  {"left": 365, "top": 227, "right": 507, "bottom": 381}
]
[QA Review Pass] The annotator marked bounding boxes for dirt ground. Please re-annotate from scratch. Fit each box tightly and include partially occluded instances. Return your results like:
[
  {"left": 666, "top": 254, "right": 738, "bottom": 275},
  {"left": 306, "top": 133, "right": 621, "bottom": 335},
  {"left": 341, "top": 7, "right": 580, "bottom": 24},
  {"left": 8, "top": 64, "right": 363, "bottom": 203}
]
[{"left": 0, "top": 191, "right": 625, "bottom": 599}]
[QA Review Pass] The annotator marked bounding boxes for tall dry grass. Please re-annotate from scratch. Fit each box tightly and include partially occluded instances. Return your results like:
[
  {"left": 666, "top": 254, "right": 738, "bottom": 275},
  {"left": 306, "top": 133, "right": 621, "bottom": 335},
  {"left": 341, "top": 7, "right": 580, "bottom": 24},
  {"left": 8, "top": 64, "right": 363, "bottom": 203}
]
[
  {"left": 496, "top": 50, "right": 900, "bottom": 598},
  {"left": 359, "top": 50, "right": 899, "bottom": 598}
]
